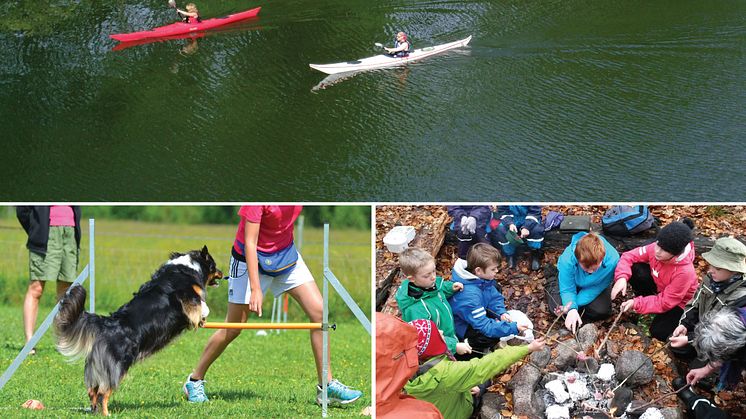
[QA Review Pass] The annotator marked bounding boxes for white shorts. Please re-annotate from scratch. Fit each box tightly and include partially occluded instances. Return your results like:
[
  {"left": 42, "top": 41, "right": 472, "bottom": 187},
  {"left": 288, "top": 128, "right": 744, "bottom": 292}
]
[{"left": 227, "top": 253, "right": 314, "bottom": 304}]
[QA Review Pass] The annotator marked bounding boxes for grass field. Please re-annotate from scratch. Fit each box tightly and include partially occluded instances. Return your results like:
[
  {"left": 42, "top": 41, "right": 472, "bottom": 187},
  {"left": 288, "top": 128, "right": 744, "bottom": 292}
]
[{"left": 0, "top": 218, "right": 371, "bottom": 417}]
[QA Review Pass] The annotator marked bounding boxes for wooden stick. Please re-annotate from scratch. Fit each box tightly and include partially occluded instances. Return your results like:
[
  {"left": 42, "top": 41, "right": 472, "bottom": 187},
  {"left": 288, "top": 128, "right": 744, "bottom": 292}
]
[
  {"left": 595, "top": 309, "right": 624, "bottom": 357},
  {"left": 626, "top": 386, "right": 688, "bottom": 413}
]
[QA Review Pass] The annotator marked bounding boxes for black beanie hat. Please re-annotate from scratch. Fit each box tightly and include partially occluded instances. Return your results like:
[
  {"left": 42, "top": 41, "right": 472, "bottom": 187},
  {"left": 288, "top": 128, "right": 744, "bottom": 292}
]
[{"left": 657, "top": 218, "right": 694, "bottom": 255}]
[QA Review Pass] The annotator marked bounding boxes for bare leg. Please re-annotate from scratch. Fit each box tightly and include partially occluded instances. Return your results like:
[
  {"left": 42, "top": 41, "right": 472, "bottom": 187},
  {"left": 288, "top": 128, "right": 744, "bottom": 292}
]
[
  {"left": 287, "top": 282, "right": 331, "bottom": 384},
  {"left": 23, "top": 280, "right": 45, "bottom": 343},
  {"left": 191, "top": 303, "right": 250, "bottom": 379}
]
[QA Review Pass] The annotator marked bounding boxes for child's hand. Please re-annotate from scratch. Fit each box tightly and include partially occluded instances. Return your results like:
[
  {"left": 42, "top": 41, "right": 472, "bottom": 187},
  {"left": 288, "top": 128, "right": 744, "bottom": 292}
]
[
  {"left": 620, "top": 299, "right": 635, "bottom": 313},
  {"left": 470, "top": 386, "right": 480, "bottom": 396},
  {"left": 456, "top": 341, "right": 472, "bottom": 355},
  {"left": 520, "top": 227, "right": 530, "bottom": 238},
  {"left": 500, "top": 313, "right": 512, "bottom": 322},
  {"left": 527, "top": 338, "right": 546, "bottom": 352},
  {"left": 611, "top": 278, "right": 628, "bottom": 300},
  {"left": 517, "top": 323, "right": 530, "bottom": 333},
  {"left": 452, "top": 282, "right": 464, "bottom": 292},
  {"left": 509, "top": 224, "right": 518, "bottom": 233}
]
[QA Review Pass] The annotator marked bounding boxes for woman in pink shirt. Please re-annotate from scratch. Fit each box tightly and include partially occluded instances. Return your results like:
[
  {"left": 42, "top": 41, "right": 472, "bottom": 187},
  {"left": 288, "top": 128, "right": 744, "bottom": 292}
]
[
  {"left": 611, "top": 219, "right": 699, "bottom": 341},
  {"left": 184, "top": 206, "right": 362, "bottom": 405}
]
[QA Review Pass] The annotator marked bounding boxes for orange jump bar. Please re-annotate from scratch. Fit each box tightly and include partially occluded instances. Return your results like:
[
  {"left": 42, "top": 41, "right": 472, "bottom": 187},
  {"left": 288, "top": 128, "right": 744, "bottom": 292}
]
[{"left": 202, "top": 322, "right": 322, "bottom": 330}]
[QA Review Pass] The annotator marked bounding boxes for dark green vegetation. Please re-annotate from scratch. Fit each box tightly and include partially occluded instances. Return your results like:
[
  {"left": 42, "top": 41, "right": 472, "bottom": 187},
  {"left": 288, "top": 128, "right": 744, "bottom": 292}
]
[{"left": 2, "top": 0, "right": 744, "bottom": 200}]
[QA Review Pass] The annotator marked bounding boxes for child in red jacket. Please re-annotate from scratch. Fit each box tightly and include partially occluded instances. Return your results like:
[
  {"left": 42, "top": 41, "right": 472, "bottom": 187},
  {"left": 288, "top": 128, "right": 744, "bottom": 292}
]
[{"left": 611, "top": 219, "right": 699, "bottom": 341}]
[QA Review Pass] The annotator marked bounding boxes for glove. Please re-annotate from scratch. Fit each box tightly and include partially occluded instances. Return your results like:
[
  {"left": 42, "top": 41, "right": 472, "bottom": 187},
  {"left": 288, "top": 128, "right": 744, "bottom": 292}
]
[
  {"left": 464, "top": 216, "right": 477, "bottom": 234},
  {"left": 460, "top": 216, "right": 469, "bottom": 234}
]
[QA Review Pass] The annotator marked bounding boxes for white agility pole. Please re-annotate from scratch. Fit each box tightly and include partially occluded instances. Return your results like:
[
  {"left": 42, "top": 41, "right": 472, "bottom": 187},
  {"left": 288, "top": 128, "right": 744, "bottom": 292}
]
[
  {"left": 89, "top": 218, "right": 95, "bottom": 313},
  {"left": 0, "top": 218, "right": 97, "bottom": 392},
  {"left": 322, "top": 223, "right": 329, "bottom": 417}
]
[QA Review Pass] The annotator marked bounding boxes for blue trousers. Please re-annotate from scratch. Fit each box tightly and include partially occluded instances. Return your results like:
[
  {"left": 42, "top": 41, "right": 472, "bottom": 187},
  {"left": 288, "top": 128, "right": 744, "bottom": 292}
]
[{"left": 490, "top": 222, "right": 544, "bottom": 256}]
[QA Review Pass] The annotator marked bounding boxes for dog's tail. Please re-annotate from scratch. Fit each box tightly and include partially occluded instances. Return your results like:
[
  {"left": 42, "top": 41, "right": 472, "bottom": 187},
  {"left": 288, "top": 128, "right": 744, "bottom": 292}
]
[{"left": 54, "top": 284, "right": 97, "bottom": 361}]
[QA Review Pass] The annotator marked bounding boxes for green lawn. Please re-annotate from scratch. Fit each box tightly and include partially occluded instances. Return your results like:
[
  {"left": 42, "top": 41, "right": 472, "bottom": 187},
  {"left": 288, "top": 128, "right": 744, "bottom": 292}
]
[{"left": 0, "top": 218, "right": 371, "bottom": 417}]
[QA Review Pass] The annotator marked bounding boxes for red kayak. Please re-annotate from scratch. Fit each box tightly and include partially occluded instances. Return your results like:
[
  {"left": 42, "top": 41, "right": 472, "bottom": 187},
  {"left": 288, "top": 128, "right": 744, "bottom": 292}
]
[{"left": 110, "top": 6, "right": 261, "bottom": 42}]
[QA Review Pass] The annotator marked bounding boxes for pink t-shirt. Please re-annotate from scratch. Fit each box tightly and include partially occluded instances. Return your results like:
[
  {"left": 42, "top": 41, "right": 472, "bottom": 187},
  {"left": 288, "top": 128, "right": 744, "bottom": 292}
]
[
  {"left": 49, "top": 206, "right": 75, "bottom": 227},
  {"left": 233, "top": 205, "right": 302, "bottom": 254}
]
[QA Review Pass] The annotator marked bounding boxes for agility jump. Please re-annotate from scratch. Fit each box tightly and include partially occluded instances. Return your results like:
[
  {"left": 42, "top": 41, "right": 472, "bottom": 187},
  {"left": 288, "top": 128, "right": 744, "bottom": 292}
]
[
  {"left": 202, "top": 322, "right": 327, "bottom": 330},
  {"left": 0, "top": 221, "right": 370, "bottom": 418}
]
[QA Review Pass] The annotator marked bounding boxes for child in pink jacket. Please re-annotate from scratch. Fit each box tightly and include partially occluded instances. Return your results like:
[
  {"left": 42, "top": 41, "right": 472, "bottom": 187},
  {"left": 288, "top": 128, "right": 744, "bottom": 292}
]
[{"left": 611, "top": 219, "right": 699, "bottom": 341}]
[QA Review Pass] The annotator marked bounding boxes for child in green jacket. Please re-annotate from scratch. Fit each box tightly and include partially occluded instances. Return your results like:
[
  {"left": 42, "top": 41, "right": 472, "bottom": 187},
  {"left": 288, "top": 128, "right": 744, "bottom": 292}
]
[
  {"left": 404, "top": 318, "right": 546, "bottom": 419},
  {"left": 395, "top": 247, "right": 471, "bottom": 356}
]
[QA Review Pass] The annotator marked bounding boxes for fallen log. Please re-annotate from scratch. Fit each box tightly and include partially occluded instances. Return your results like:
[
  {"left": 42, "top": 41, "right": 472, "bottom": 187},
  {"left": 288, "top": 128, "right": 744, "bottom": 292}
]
[{"left": 444, "top": 223, "right": 738, "bottom": 254}]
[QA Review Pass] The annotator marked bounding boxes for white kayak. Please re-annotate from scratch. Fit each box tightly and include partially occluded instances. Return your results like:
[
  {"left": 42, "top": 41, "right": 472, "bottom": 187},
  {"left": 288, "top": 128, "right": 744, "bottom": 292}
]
[{"left": 309, "top": 35, "right": 472, "bottom": 75}]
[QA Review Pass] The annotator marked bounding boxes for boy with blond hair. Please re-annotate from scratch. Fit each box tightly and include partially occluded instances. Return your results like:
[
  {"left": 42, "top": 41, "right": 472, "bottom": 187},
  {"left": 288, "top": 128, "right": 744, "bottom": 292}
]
[{"left": 395, "top": 247, "right": 472, "bottom": 356}]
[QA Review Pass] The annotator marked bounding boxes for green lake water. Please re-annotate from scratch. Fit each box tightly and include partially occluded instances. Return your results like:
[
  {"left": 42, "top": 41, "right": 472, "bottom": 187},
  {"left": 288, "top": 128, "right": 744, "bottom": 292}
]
[{"left": 1, "top": 0, "right": 744, "bottom": 201}]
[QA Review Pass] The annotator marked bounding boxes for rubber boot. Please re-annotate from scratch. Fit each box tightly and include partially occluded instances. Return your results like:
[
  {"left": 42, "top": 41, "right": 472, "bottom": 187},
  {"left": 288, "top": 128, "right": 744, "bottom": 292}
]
[
  {"left": 673, "top": 377, "right": 700, "bottom": 409},
  {"left": 530, "top": 249, "right": 542, "bottom": 271},
  {"left": 507, "top": 254, "right": 516, "bottom": 269}
]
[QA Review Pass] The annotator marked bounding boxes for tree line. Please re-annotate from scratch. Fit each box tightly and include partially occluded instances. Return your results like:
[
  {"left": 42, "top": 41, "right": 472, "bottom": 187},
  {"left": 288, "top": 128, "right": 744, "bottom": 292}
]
[{"left": 2, "top": 206, "right": 371, "bottom": 230}]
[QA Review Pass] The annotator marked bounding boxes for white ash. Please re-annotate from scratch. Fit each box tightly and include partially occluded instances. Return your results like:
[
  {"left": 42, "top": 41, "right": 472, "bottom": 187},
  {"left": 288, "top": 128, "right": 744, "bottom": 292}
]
[
  {"left": 597, "top": 363, "right": 615, "bottom": 381},
  {"left": 639, "top": 407, "right": 664, "bottom": 419},
  {"left": 546, "top": 404, "right": 571, "bottom": 419},
  {"left": 545, "top": 379, "right": 570, "bottom": 403},
  {"left": 563, "top": 373, "right": 591, "bottom": 401}
]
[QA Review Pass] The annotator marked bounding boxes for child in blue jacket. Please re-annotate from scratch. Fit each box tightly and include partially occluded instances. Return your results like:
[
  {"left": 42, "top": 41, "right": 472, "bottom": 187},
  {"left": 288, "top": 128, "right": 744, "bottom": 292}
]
[{"left": 449, "top": 243, "right": 530, "bottom": 359}]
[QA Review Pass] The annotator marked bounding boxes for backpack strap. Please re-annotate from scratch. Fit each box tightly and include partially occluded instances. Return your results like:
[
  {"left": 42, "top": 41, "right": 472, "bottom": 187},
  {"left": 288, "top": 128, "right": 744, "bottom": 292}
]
[{"left": 410, "top": 356, "right": 444, "bottom": 381}]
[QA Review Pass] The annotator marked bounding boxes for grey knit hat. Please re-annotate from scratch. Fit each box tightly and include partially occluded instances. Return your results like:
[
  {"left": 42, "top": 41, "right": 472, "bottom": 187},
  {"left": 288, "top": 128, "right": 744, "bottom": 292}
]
[
  {"left": 657, "top": 219, "right": 694, "bottom": 255},
  {"left": 702, "top": 237, "right": 746, "bottom": 273}
]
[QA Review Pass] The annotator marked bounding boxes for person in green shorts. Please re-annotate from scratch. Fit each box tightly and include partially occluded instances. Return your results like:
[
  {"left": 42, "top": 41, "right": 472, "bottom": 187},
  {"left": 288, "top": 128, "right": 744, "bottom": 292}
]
[{"left": 17, "top": 206, "right": 81, "bottom": 354}]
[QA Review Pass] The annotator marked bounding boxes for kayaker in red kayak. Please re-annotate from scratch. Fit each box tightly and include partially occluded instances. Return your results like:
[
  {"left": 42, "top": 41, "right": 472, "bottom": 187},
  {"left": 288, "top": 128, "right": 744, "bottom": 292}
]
[
  {"left": 171, "top": 1, "right": 201, "bottom": 23},
  {"left": 385, "top": 32, "right": 411, "bottom": 57}
]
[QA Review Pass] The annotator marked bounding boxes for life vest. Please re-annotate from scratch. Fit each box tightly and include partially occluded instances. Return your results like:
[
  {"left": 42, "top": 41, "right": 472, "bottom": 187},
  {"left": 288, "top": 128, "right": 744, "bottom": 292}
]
[
  {"left": 393, "top": 39, "right": 411, "bottom": 57},
  {"left": 182, "top": 14, "right": 202, "bottom": 24}
]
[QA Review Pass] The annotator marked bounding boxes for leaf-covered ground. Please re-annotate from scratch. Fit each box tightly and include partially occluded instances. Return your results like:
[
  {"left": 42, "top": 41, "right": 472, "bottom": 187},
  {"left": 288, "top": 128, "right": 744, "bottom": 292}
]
[{"left": 376, "top": 205, "right": 746, "bottom": 417}]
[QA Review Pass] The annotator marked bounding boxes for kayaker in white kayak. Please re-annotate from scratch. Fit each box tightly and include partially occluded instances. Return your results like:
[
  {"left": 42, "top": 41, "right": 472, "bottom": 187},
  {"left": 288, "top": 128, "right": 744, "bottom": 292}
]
[
  {"left": 172, "top": 1, "right": 201, "bottom": 23},
  {"left": 385, "top": 32, "right": 411, "bottom": 57}
]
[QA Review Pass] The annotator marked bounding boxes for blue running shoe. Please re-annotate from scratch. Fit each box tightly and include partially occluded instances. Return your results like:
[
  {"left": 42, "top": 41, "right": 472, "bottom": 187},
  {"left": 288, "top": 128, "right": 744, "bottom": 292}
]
[
  {"left": 316, "top": 379, "right": 362, "bottom": 405},
  {"left": 183, "top": 374, "right": 209, "bottom": 403}
]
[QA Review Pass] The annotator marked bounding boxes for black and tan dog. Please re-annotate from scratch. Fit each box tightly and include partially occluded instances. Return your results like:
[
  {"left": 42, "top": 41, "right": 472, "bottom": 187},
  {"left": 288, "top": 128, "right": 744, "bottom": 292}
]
[{"left": 54, "top": 246, "right": 222, "bottom": 416}]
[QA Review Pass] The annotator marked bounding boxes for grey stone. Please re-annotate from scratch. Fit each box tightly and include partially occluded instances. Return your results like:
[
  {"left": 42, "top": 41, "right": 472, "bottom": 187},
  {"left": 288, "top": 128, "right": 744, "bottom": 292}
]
[
  {"left": 554, "top": 340, "right": 580, "bottom": 370},
  {"left": 615, "top": 350, "right": 654, "bottom": 387},
  {"left": 577, "top": 323, "right": 599, "bottom": 351},
  {"left": 531, "top": 347, "right": 552, "bottom": 368},
  {"left": 576, "top": 357, "right": 599, "bottom": 374},
  {"left": 510, "top": 364, "right": 543, "bottom": 418},
  {"left": 532, "top": 389, "right": 546, "bottom": 416},
  {"left": 660, "top": 407, "right": 684, "bottom": 419},
  {"left": 479, "top": 392, "right": 502, "bottom": 419},
  {"left": 507, "top": 363, "right": 541, "bottom": 391}
]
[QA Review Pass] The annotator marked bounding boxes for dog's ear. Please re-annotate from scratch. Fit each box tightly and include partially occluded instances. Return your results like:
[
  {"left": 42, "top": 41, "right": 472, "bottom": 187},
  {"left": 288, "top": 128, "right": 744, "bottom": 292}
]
[
  {"left": 169, "top": 251, "right": 184, "bottom": 260},
  {"left": 201, "top": 245, "right": 209, "bottom": 256}
]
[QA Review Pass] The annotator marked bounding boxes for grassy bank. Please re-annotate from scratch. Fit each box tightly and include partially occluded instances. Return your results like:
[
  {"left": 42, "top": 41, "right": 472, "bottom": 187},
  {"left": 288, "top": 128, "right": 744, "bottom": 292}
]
[
  {"left": 0, "top": 307, "right": 371, "bottom": 417},
  {"left": 0, "top": 218, "right": 371, "bottom": 417}
]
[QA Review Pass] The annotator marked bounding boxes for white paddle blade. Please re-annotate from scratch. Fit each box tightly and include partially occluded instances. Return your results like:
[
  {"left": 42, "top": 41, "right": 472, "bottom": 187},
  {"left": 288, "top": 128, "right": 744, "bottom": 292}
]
[{"left": 168, "top": 0, "right": 176, "bottom": 8}]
